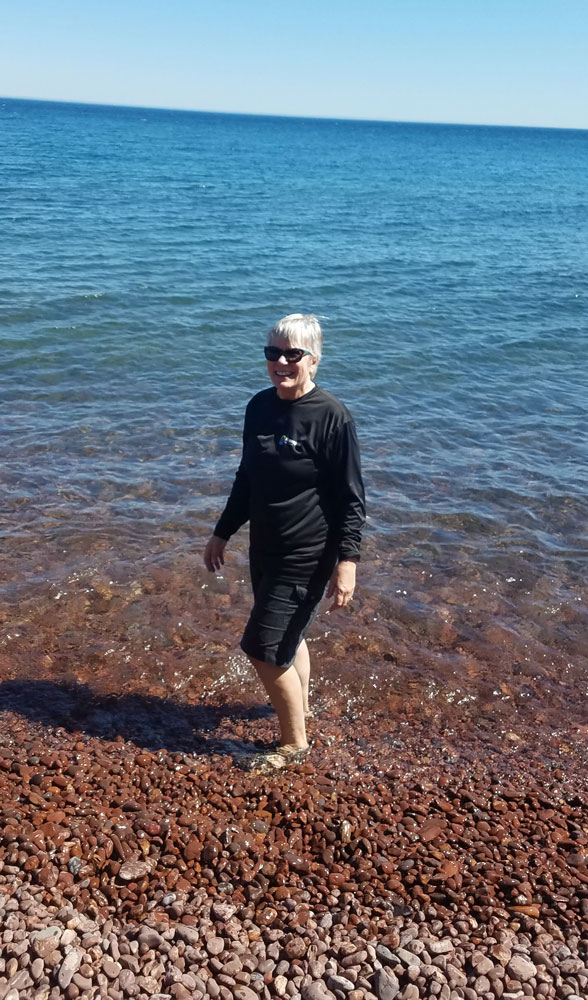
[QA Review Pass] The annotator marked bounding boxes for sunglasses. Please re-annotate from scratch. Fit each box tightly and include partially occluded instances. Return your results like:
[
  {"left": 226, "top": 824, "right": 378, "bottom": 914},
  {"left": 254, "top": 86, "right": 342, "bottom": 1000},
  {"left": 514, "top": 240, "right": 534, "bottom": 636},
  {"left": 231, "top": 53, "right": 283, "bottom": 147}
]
[{"left": 264, "top": 346, "right": 312, "bottom": 363}]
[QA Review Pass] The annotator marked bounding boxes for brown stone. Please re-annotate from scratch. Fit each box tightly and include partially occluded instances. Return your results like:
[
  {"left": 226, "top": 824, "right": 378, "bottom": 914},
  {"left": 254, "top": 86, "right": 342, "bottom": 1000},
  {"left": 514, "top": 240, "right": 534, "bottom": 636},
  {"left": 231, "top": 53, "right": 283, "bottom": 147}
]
[
  {"left": 184, "top": 836, "right": 201, "bottom": 861},
  {"left": 285, "top": 937, "right": 307, "bottom": 960},
  {"left": 207, "top": 936, "right": 225, "bottom": 956},
  {"left": 419, "top": 818, "right": 447, "bottom": 843}
]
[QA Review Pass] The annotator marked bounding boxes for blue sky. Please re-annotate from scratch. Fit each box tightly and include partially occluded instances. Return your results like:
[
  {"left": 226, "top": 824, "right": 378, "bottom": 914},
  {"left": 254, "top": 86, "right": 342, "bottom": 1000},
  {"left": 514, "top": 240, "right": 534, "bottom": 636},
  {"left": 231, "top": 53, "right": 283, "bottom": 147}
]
[{"left": 1, "top": 0, "right": 587, "bottom": 128}]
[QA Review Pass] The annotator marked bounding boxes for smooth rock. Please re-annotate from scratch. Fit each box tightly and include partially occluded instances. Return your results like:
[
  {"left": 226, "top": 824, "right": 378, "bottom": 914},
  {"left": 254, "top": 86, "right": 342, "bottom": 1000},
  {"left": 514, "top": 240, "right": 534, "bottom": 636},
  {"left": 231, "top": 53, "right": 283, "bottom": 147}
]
[
  {"left": 471, "top": 952, "right": 494, "bottom": 976},
  {"left": 302, "top": 985, "right": 335, "bottom": 1000},
  {"left": 429, "top": 940, "right": 454, "bottom": 956},
  {"left": 373, "top": 968, "right": 401, "bottom": 1000},
  {"left": 119, "top": 968, "right": 137, "bottom": 991},
  {"left": 207, "top": 936, "right": 225, "bottom": 956},
  {"left": 232, "top": 987, "right": 259, "bottom": 1000},
  {"left": 58, "top": 950, "right": 82, "bottom": 990},
  {"left": 328, "top": 975, "right": 355, "bottom": 993},
  {"left": 138, "top": 927, "right": 165, "bottom": 950},
  {"left": 175, "top": 924, "right": 200, "bottom": 947},
  {"left": 31, "top": 927, "right": 61, "bottom": 959},
  {"left": 7, "top": 969, "right": 34, "bottom": 991},
  {"left": 506, "top": 956, "right": 536, "bottom": 983},
  {"left": 395, "top": 948, "right": 421, "bottom": 968},
  {"left": 103, "top": 959, "right": 122, "bottom": 980},
  {"left": 375, "top": 945, "right": 396, "bottom": 965}
]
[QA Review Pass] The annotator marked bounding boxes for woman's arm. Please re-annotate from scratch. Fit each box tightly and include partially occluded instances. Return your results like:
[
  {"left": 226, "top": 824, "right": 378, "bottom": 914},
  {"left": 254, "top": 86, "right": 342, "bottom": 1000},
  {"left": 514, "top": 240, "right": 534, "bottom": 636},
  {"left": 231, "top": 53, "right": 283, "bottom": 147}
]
[
  {"left": 203, "top": 407, "right": 251, "bottom": 571},
  {"left": 330, "top": 417, "right": 366, "bottom": 563},
  {"left": 212, "top": 459, "right": 250, "bottom": 541},
  {"left": 325, "top": 416, "right": 365, "bottom": 607}
]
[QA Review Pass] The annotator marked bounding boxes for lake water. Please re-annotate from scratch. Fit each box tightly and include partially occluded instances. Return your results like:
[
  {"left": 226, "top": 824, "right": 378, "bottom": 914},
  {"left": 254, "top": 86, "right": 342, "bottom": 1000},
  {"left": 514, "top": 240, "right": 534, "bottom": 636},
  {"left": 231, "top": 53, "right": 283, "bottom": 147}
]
[{"left": 1, "top": 98, "right": 587, "bottom": 771}]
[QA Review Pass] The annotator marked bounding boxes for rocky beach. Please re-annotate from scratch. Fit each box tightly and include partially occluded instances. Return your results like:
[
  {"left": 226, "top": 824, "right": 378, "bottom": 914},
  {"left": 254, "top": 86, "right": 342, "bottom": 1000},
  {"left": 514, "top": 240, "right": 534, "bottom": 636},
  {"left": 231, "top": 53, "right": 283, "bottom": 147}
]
[
  {"left": 3, "top": 96, "right": 588, "bottom": 1000},
  {"left": 1, "top": 535, "right": 587, "bottom": 1000}
]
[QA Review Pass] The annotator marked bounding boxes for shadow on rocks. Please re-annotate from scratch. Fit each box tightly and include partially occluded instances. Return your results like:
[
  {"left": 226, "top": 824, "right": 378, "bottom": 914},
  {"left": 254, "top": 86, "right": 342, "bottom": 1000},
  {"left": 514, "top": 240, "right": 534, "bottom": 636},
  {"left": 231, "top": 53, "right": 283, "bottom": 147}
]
[{"left": 0, "top": 679, "right": 273, "bottom": 757}]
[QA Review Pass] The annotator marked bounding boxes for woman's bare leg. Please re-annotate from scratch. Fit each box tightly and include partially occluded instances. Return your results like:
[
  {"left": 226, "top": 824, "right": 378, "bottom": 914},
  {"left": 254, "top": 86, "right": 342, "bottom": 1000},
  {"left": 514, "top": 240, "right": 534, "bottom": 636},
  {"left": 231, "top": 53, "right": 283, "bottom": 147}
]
[
  {"left": 249, "top": 657, "right": 307, "bottom": 750},
  {"left": 293, "top": 639, "right": 310, "bottom": 716}
]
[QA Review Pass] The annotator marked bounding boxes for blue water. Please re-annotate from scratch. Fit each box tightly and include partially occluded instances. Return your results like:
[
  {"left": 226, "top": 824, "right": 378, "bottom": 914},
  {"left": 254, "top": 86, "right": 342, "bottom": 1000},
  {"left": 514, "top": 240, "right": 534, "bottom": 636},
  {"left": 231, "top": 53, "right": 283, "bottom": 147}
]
[{"left": 1, "top": 98, "right": 587, "bottom": 736}]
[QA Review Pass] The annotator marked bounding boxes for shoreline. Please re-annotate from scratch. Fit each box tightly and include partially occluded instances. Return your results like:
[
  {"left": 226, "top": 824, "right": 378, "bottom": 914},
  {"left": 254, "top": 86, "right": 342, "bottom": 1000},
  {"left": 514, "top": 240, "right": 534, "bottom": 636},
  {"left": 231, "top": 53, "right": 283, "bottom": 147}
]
[
  {"left": 2, "top": 525, "right": 587, "bottom": 998},
  {"left": 1, "top": 527, "right": 587, "bottom": 765}
]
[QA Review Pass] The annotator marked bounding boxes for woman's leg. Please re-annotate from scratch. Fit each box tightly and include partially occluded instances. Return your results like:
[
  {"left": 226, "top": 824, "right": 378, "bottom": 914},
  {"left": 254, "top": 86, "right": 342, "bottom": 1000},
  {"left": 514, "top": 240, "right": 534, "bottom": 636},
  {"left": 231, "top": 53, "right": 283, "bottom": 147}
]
[
  {"left": 293, "top": 639, "right": 310, "bottom": 716},
  {"left": 249, "top": 656, "right": 308, "bottom": 750}
]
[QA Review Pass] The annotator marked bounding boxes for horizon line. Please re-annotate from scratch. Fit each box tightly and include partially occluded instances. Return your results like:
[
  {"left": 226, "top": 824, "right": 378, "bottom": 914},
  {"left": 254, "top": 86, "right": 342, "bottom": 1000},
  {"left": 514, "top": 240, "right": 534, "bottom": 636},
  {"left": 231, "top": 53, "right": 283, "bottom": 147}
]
[{"left": 1, "top": 94, "right": 587, "bottom": 134}]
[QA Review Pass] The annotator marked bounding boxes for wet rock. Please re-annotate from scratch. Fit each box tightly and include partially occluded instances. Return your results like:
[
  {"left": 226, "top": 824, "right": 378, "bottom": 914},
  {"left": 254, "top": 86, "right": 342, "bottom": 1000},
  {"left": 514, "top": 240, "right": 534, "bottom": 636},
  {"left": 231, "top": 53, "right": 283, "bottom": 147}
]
[
  {"left": 256, "top": 906, "right": 278, "bottom": 926},
  {"left": 184, "top": 836, "right": 201, "bottom": 861},
  {"left": 1, "top": 645, "right": 587, "bottom": 1000},
  {"left": 418, "top": 818, "right": 446, "bottom": 842}
]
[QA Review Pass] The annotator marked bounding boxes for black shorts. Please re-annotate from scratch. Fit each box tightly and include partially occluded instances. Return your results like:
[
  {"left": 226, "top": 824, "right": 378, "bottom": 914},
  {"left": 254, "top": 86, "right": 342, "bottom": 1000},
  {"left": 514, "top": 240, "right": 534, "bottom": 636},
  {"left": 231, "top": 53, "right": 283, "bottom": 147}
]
[{"left": 240, "top": 555, "right": 333, "bottom": 668}]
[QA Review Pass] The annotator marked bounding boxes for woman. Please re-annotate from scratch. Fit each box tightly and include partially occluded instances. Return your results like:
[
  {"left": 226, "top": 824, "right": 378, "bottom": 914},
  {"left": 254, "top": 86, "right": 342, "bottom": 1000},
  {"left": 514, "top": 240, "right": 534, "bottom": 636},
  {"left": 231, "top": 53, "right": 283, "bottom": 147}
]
[{"left": 204, "top": 314, "right": 365, "bottom": 769}]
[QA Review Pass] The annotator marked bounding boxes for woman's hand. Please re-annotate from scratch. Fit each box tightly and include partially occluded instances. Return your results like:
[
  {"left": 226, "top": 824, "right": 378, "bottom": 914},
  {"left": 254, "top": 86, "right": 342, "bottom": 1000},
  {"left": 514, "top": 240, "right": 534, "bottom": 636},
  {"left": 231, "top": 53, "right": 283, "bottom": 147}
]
[
  {"left": 326, "top": 559, "right": 356, "bottom": 611},
  {"left": 204, "top": 534, "right": 227, "bottom": 572}
]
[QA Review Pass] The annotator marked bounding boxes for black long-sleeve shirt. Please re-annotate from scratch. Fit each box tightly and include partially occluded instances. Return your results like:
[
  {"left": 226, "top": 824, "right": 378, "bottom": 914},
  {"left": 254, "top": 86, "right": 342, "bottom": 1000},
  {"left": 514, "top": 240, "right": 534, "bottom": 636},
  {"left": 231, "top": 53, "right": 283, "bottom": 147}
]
[{"left": 214, "top": 385, "right": 365, "bottom": 578}]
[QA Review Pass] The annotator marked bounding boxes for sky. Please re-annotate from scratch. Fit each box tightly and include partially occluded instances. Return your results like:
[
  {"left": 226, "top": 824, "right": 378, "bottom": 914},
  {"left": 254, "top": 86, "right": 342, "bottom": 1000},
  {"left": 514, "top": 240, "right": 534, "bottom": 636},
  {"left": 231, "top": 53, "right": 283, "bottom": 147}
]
[{"left": 1, "top": 0, "right": 587, "bottom": 129}]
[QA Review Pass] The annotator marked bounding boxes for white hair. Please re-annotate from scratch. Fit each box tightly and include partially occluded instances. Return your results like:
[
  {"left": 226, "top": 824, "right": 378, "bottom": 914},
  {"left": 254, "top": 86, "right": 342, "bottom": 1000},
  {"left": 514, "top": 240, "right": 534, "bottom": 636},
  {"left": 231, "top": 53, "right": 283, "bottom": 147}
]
[{"left": 268, "top": 313, "right": 323, "bottom": 364}]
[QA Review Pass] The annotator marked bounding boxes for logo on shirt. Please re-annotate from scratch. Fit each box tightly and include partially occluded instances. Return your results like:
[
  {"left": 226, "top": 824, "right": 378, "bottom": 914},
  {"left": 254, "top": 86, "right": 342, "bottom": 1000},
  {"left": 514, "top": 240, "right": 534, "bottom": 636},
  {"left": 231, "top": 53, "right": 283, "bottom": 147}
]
[{"left": 279, "top": 435, "right": 300, "bottom": 448}]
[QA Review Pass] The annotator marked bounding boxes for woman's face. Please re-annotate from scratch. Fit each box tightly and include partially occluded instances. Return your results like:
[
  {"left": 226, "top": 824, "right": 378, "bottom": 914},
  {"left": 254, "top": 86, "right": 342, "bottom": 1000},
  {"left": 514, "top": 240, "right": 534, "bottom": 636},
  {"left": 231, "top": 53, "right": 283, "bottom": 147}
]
[{"left": 266, "top": 337, "right": 316, "bottom": 400}]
